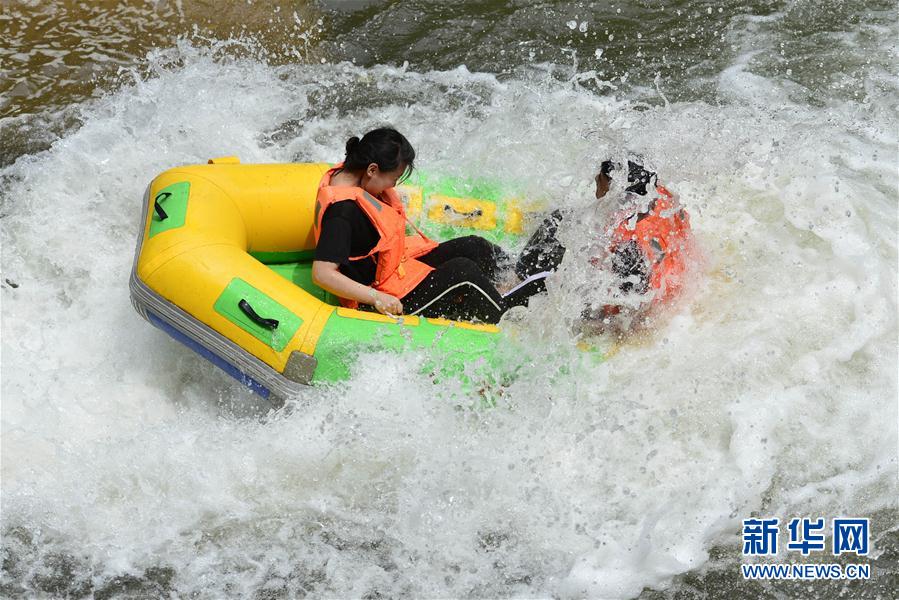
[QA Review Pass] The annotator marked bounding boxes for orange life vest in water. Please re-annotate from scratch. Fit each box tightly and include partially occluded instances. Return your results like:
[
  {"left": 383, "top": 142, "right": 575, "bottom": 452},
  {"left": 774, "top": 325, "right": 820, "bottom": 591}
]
[
  {"left": 314, "top": 165, "right": 438, "bottom": 308},
  {"left": 611, "top": 185, "right": 692, "bottom": 304}
]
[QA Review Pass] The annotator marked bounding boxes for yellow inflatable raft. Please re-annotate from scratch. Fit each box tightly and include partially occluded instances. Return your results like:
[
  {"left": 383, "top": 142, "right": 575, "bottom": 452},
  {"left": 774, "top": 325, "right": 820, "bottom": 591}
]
[{"left": 130, "top": 158, "right": 536, "bottom": 402}]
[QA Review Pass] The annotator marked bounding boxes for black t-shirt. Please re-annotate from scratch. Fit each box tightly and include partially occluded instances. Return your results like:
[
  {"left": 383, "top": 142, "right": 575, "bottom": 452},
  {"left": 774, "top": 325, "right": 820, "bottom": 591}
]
[{"left": 314, "top": 201, "right": 380, "bottom": 285}]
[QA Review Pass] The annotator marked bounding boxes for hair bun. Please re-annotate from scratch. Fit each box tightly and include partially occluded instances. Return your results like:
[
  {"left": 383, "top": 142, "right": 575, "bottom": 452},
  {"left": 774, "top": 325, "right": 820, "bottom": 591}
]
[{"left": 345, "top": 136, "right": 361, "bottom": 155}]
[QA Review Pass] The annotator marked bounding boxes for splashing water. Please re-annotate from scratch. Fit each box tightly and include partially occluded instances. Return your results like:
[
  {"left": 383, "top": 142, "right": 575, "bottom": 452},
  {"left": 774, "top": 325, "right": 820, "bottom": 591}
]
[{"left": 1, "top": 7, "right": 897, "bottom": 599}]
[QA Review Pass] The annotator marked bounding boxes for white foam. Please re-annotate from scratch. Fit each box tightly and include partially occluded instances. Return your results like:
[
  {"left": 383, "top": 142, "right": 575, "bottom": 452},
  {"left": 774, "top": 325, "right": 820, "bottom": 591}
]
[{"left": 1, "top": 37, "right": 896, "bottom": 598}]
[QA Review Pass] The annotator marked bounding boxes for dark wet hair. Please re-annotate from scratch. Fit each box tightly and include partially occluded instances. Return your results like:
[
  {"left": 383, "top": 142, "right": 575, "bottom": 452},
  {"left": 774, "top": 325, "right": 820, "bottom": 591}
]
[
  {"left": 599, "top": 159, "right": 656, "bottom": 195},
  {"left": 343, "top": 127, "right": 416, "bottom": 182}
]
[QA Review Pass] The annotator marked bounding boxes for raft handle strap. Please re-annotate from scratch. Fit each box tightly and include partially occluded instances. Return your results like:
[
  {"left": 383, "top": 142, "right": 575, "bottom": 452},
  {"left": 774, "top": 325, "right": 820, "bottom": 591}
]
[
  {"left": 153, "top": 192, "right": 170, "bottom": 221},
  {"left": 443, "top": 204, "right": 482, "bottom": 219},
  {"left": 238, "top": 299, "right": 279, "bottom": 330}
]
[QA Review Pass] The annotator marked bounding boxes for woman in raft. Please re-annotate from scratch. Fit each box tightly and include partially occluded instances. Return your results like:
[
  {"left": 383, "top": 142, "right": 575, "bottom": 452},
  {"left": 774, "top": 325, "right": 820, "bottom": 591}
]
[{"left": 311, "top": 127, "right": 539, "bottom": 323}]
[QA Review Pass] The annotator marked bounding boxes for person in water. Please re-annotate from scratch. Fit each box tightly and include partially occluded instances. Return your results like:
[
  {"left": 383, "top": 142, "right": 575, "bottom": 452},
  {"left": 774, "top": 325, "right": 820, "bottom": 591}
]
[
  {"left": 312, "top": 127, "right": 540, "bottom": 324},
  {"left": 514, "top": 158, "right": 693, "bottom": 325}
]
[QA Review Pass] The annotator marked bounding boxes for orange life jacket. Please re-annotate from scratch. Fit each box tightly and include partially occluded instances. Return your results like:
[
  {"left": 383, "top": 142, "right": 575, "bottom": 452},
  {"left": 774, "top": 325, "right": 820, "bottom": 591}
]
[
  {"left": 611, "top": 185, "right": 692, "bottom": 304},
  {"left": 314, "top": 165, "right": 438, "bottom": 308}
]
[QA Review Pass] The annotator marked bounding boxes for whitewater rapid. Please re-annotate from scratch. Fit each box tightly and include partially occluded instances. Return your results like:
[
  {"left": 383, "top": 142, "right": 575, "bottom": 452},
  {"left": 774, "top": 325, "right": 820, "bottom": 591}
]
[{"left": 1, "top": 33, "right": 896, "bottom": 598}]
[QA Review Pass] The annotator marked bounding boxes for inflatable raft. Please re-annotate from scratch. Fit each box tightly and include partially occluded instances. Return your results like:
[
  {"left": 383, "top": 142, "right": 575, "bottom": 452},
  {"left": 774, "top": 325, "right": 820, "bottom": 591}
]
[{"left": 130, "top": 158, "right": 540, "bottom": 402}]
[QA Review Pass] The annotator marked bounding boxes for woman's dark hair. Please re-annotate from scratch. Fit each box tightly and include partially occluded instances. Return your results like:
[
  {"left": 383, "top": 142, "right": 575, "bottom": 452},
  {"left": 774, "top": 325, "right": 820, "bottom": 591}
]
[{"left": 343, "top": 128, "right": 416, "bottom": 182}]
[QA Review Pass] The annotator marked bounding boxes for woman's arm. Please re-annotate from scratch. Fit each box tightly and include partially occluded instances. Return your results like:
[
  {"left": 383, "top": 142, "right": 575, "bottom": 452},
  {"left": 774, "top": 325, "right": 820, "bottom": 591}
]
[{"left": 311, "top": 260, "right": 403, "bottom": 315}]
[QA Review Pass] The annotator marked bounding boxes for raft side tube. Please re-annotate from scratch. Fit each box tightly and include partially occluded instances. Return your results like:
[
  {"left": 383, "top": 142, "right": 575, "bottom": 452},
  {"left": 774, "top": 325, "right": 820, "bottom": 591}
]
[
  {"left": 136, "top": 165, "right": 335, "bottom": 376},
  {"left": 130, "top": 185, "right": 316, "bottom": 402}
]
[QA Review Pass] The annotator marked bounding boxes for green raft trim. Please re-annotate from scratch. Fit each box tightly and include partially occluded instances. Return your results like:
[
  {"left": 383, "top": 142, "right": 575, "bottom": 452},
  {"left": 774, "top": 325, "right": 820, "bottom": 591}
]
[
  {"left": 311, "top": 309, "right": 504, "bottom": 385},
  {"left": 214, "top": 277, "right": 304, "bottom": 352},
  {"left": 149, "top": 181, "right": 190, "bottom": 238},
  {"left": 265, "top": 261, "right": 340, "bottom": 305},
  {"left": 408, "top": 170, "right": 514, "bottom": 202},
  {"left": 250, "top": 249, "right": 316, "bottom": 264}
]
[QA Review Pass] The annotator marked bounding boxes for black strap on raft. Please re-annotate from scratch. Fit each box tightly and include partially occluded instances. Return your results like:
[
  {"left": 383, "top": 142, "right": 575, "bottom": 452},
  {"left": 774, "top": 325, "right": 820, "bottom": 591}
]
[
  {"left": 443, "top": 204, "right": 483, "bottom": 219},
  {"left": 153, "top": 192, "right": 171, "bottom": 220},
  {"left": 238, "top": 299, "right": 279, "bottom": 330}
]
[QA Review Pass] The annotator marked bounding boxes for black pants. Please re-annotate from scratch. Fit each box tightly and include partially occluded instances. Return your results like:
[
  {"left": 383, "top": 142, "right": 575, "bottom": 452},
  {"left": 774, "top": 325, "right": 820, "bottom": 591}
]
[
  {"left": 515, "top": 209, "right": 566, "bottom": 279},
  {"left": 400, "top": 236, "right": 509, "bottom": 323}
]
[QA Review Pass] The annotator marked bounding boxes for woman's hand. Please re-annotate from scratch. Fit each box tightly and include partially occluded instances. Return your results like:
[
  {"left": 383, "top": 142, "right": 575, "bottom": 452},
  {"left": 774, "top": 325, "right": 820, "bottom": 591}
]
[
  {"left": 370, "top": 289, "right": 403, "bottom": 315},
  {"left": 312, "top": 261, "right": 404, "bottom": 315}
]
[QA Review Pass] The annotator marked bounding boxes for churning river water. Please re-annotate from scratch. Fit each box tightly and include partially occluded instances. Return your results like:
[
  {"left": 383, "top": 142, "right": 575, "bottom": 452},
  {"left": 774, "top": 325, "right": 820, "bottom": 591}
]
[{"left": 1, "top": 1, "right": 897, "bottom": 598}]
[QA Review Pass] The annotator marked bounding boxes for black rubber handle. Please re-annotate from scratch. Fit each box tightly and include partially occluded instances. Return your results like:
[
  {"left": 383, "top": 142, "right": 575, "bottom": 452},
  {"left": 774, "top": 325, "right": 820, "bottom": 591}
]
[
  {"left": 153, "top": 192, "right": 171, "bottom": 220},
  {"left": 443, "top": 204, "right": 482, "bottom": 219},
  {"left": 238, "top": 299, "right": 279, "bottom": 330}
]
